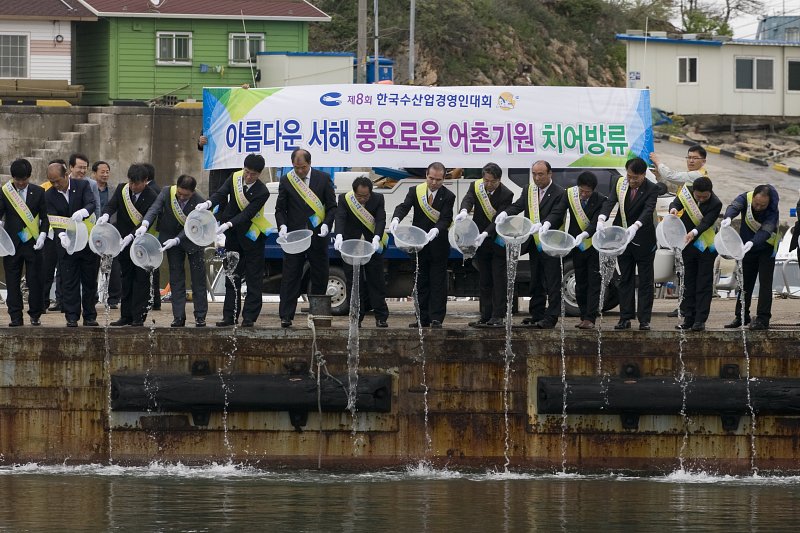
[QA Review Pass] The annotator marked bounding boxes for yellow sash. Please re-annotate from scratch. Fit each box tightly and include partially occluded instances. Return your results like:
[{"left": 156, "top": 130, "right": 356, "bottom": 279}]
[
  {"left": 677, "top": 185, "right": 715, "bottom": 252},
  {"left": 287, "top": 170, "right": 325, "bottom": 228},
  {"left": 232, "top": 170, "right": 273, "bottom": 241},
  {"left": 2, "top": 181, "right": 39, "bottom": 243},
  {"left": 745, "top": 190, "right": 779, "bottom": 255},
  {"left": 345, "top": 191, "right": 388, "bottom": 252},
  {"left": 169, "top": 185, "right": 187, "bottom": 226},
  {"left": 527, "top": 184, "right": 543, "bottom": 250},
  {"left": 122, "top": 184, "right": 143, "bottom": 226},
  {"left": 615, "top": 177, "right": 630, "bottom": 229},
  {"left": 474, "top": 179, "right": 496, "bottom": 220},
  {"left": 566, "top": 186, "right": 592, "bottom": 251},
  {"left": 416, "top": 183, "right": 440, "bottom": 223}
]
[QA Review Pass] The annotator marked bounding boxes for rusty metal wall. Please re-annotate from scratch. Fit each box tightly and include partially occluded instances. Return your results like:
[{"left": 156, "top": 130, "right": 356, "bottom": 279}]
[{"left": 2, "top": 328, "right": 800, "bottom": 473}]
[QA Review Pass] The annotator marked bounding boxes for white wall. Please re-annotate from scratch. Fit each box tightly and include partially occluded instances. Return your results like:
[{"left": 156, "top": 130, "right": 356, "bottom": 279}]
[
  {"left": 0, "top": 20, "right": 72, "bottom": 82},
  {"left": 257, "top": 54, "right": 353, "bottom": 87}
]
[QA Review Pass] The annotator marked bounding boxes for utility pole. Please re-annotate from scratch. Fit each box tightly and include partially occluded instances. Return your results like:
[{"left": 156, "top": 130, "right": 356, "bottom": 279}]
[
  {"left": 409, "top": 0, "right": 415, "bottom": 84},
  {"left": 357, "top": 0, "right": 367, "bottom": 83},
  {"left": 374, "top": 0, "right": 380, "bottom": 83}
]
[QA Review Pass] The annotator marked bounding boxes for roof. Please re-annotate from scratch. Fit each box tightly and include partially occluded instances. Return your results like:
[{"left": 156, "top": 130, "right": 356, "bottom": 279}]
[
  {"left": 617, "top": 33, "right": 800, "bottom": 48},
  {"left": 1, "top": 0, "right": 97, "bottom": 21},
  {"left": 77, "top": 0, "right": 330, "bottom": 22}
]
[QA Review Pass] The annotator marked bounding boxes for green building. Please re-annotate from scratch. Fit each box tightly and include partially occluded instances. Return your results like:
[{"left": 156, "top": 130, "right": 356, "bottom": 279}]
[{"left": 73, "top": 0, "right": 329, "bottom": 105}]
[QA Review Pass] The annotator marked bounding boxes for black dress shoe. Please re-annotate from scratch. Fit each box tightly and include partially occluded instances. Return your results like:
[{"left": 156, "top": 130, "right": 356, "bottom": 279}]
[
  {"left": 408, "top": 322, "right": 430, "bottom": 328},
  {"left": 8, "top": 320, "right": 23, "bottom": 327},
  {"left": 241, "top": 319, "right": 255, "bottom": 327},
  {"left": 195, "top": 319, "right": 206, "bottom": 327},
  {"left": 724, "top": 317, "right": 750, "bottom": 329},
  {"left": 639, "top": 322, "right": 651, "bottom": 331},
  {"left": 535, "top": 319, "right": 556, "bottom": 329},
  {"left": 216, "top": 320, "right": 235, "bottom": 327},
  {"left": 30, "top": 318, "right": 41, "bottom": 326},
  {"left": 469, "top": 318, "right": 490, "bottom": 327},
  {"left": 749, "top": 320, "right": 769, "bottom": 331},
  {"left": 83, "top": 320, "right": 99, "bottom": 327},
  {"left": 376, "top": 319, "right": 388, "bottom": 328},
  {"left": 614, "top": 319, "right": 631, "bottom": 330},
  {"left": 152, "top": 304, "right": 162, "bottom": 311},
  {"left": 48, "top": 303, "right": 62, "bottom": 312},
  {"left": 66, "top": 320, "right": 78, "bottom": 327},
  {"left": 109, "top": 303, "right": 119, "bottom": 310},
  {"left": 675, "top": 322, "right": 692, "bottom": 330},
  {"left": 691, "top": 322, "right": 706, "bottom": 332},
  {"left": 487, "top": 318, "right": 505, "bottom": 327},
  {"left": 110, "top": 319, "right": 132, "bottom": 327},
  {"left": 131, "top": 321, "right": 144, "bottom": 327},
  {"left": 281, "top": 319, "right": 292, "bottom": 328},
  {"left": 667, "top": 308, "right": 680, "bottom": 318},
  {"left": 430, "top": 320, "right": 442, "bottom": 328},
  {"left": 522, "top": 317, "right": 539, "bottom": 325},
  {"left": 171, "top": 318, "right": 186, "bottom": 328}
]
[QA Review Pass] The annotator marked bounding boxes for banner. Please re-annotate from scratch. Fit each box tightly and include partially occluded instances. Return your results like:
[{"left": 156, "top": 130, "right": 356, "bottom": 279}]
[{"left": 203, "top": 85, "right": 653, "bottom": 170}]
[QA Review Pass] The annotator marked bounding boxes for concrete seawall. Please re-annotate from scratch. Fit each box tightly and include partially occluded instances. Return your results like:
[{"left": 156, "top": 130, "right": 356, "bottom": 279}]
[{"left": 2, "top": 326, "right": 799, "bottom": 474}]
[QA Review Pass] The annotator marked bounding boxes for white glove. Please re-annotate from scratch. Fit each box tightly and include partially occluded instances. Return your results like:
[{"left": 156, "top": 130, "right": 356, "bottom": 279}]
[
  {"left": 669, "top": 208, "right": 678, "bottom": 216},
  {"left": 495, "top": 211, "right": 509, "bottom": 225},
  {"left": 217, "top": 221, "right": 232, "bottom": 235},
  {"left": 538, "top": 221, "right": 551, "bottom": 235},
  {"left": 455, "top": 209, "right": 468, "bottom": 222},
  {"left": 120, "top": 234, "right": 134, "bottom": 249},
  {"left": 389, "top": 218, "right": 400, "bottom": 233},
  {"left": 0, "top": 220, "right": 3, "bottom": 228},
  {"left": 135, "top": 220, "right": 149, "bottom": 237},
  {"left": 333, "top": 234, "right": 343, "bottom": 251},
  {"left": 318, "top": 223, "right": 329, "bottom": 237},
  {"left": 215, "top": 234, "right": 226, "bottom": 248},
  {"left": 160, "top": 237, "right": 180, "bottom": 252},
  {"left": 278, "top": 225, "right": 288, "bottom": 238},
  {"left": 596, "top": 215, "right": 607, "bottom": 231},
  {"left": 742, "top": 241, "right": 754, "bottom": 254},
  {"left": 96, "top": 213, "right": 110, "bottom": 225},
  {"left": 474, "top": 231, "right": 488, "bottom": 247},
  {"left": 626, "top": 224, "right": 639, "bottom": 243},
  {"left": 371, "top": 235, "right": 381, "bottom": 252},
  {"left": 575, "top": 231, "right": 590, "bottom": 243},
  {"left": 529, "top": 222, "right": 542, "bottom": 235},
  {"left": 71, "top": 208, "right": 89, "bottom": 222},
  {"left": 195, "top": 200, "right": 212, "bottom": 211},
  {"left": 721, "top": 217, "right": 731, "bottom": 228},
  {"left": 34, "top": 232, "right": 47, "bottom": 251},
  {"left": 59, "top": 232, "right": 71, "bottom": 253},
  {"left": 426, "top": 228, "right": 439, "bottom": 242}
]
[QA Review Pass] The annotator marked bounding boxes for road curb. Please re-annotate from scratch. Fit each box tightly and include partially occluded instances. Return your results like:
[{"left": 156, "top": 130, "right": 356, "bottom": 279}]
[{"left": 654, "top": 132, "right": 774, "bottom": 168}]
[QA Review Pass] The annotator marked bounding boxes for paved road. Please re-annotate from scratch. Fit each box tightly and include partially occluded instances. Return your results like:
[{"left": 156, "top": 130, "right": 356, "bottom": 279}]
[{"left": 650, "top": 138, "right": 800, "bottom": 211}]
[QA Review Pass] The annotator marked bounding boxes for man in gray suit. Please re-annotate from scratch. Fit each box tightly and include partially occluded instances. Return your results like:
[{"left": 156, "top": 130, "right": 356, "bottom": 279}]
[
  {"left": 69, "top": 153, "right": 102, "bottom": 218},
  {"left": 138, "top": 174, "right": 208, "bottom": 327}
]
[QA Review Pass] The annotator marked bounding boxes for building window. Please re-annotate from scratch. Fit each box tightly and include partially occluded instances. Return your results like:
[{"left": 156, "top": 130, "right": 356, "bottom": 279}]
[
  {"left": 229, "top": 33, "right": 264, "bottom": 66},
  {"left": 0, "top": 34, "right": 28, "bottom": 78},
  {"left": 735, "top": 57, "right": 773, "bottom": 91},
  {"left": 788, "top": 60, "right": 800, "bottom": 91},
  {"left": 157, "top": 32, "right": 192, "bottom": 65},
  {"left": 678, "top": 57, "right": 697, "bottom": 84},
  {"left": 786, "top": 27, "right": 800, "bottom": 41}
]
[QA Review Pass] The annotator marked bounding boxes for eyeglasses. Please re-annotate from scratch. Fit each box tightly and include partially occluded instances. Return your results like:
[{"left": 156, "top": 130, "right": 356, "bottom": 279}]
[{"left": 685, "top": 157, "right": 705, "bottom": 161}]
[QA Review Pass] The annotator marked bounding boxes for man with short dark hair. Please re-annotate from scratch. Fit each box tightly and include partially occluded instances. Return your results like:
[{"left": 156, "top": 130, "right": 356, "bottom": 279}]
[
  {"left": 140, "top": 174, "right": 208, "bottom": 327},
  {"left": 141, "top": 162, "right": 162, "bottom": 309},
  {"left": 97, "top": 163, "right": 158, "bottom": 327},
  {"left": 721, "top": 184, "right": 780, "bottom": 330},
  {"left": 558, "top": 170, "right": 607, "bottom": 329},
  {"left": 275, "top": 149, "right": 337, "bottom": 328},
  {"left": 598, "top": 157, "right": 660, "bottom": 331},
  {"left": 495, "top": 160, "right": 566, "bottom": 329},
  {"left": 93, "top": 160, "right": 120, "bottom": 309},
  {"left": 0, "top": 158, "right": 48, "bottom": 326},
  {"left": 45, "top": 160, "right": 97, "bottom": 327},
  {"left": 198, "top": 153, "right": 270, "bottom": 327},
  {"left": 389, "top": 162, "right": 455, "bottom": 328},
  {"left": 457, "top": 162, "right": 514, "bottom": 327},
  {"left": 650, "top": 144, "right": 709, "bottom": 191},
  {"left": 334, "top": 175, "right": 389, "bottom": 327},
  {"left": 669, "top": 176, "right": 722, "bottom": 332},
  {"left": 68, "top": 153, "right": 102, "bottom": 218}
]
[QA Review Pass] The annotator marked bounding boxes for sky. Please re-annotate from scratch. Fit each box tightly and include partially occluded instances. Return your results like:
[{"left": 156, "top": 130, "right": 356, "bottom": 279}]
[{"left": 724, "top": 0, "right": 800, "bottom": 38}]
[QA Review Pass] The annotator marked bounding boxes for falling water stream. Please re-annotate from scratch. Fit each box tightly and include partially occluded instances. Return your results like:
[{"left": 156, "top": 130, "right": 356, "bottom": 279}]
[
  {"left": 672, "top": 251, "right": 691, "bottom": 472},
  {"left": 502, "top": 242, "right": 521, "bottom": 470},
  {"left": 559, "top": 259, "right": 568, "bottom": 473},
  {"left": 142, "top": 269, "right": 161, "bottom": 455},
  {"left": 596, "top": 254, "right": 616, "bottom": 403},
  {"left": 218, "top": 251, "right": 241, "bottom": 462},
  {"left": 346, "top": 263, "right": 362, "bottom": 445},
  {"left": 411, "top": 253, "right": 432, "bottom": 460},
  {"left": 735, "top": 263, "right": 759, "bottom": 475},
  {"left": 98, "top": 254, "right": 114, "bottom": 462}
]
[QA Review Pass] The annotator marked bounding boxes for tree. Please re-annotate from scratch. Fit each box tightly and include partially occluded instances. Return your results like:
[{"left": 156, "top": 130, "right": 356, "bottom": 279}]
[{"left": 680, "top": 0, "right": 763, "bottom": 35}]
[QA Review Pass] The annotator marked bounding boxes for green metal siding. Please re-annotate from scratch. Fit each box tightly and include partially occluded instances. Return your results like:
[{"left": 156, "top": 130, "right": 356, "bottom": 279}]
[
  {"left": 73, "top": 20, "right": 111, "bottom": 106},
  {"left": 76, "top": 18, "right": 308, "bottom": 104}
]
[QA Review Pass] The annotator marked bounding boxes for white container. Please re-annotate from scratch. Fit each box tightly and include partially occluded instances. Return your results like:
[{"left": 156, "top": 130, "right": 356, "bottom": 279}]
[
  {"left": 184, "top": 210, "right": 217, "bottom": 247},
  {"left": 64, "top": 219, "right": 89, "bottom": 254},
  {"left": 496, "top": 215, "right": 533, "bottom": 245},
  {"left": 89, "top": 223, "right": 122, "bottom": 257},
  {"left": 340, "top": 239, "right": 374, "bottom": 266},
  {"left": 0, "top": 225, "right": 16, "bottom": 257},
  {"left": 540, "top": 229, "right": 576, "bottom": 258},
  {"left": 277, "top": 229, "right": 313, "bottom": 254},
  {"left": 593, "top": 226, "right": 628, "bottom": 257},
  {"left": 393, "top": 225, "right": 428, "bottom": 253},
  {"left": 130, "top": 233, "right": 164, "bottom": 270}
]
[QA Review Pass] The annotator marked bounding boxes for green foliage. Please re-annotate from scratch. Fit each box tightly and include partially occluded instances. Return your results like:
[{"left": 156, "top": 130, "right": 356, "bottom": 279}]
[{"left": 783, "top": 124, "right": 800, "bottom": 136}]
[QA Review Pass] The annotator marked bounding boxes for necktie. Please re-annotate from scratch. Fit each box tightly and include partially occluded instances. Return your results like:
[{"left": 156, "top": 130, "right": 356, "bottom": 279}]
[
  {"left": 581, "top": 199, "right": 587, "bottom": 210},
  {"left": 630, "top": 188, "right": 637, "bottom": 202},
  {"left": 427, "top": 192, "right": 433, "bottom": 205},
  {"left": 538, "top": 188, "right": 544, "bottom": 201},
  {"left": 18, "top": 188, "right": 26, "bottom": 202}
]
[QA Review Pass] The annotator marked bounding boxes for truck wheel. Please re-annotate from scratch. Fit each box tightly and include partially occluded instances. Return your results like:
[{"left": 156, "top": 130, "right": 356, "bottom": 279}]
[
  {"left": 561, "top": 260, "right": 581, "bottom": 317},
  {"left": 602, "top": 281, "right": 619, "bottom": 312},
  {"left": 327, "top": 266, "right": 349, "bottom": 316}
]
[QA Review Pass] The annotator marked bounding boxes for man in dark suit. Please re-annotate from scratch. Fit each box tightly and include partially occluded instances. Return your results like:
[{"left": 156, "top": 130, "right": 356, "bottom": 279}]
[
  {"left": 142, "top": 163, "right": 162, "bottom": 310},
  {"left": 97, "top": 163, "right": 158, "bottom": 327},
  {"left": 559, "top": 171, "right": 607, "bottom": 329},
  {"left": 198, "top": 154, "right": 269, "bottom": 327},
  {"left": 669, "top": 176, "right": 722, "bottom": 332},
  {"left": 275, "top": 149, "right": 337, "bottom": 328},
  {"left": 45, "top": 161, "right": 97, "bottom": 327},
  {"left": 0, "top": 159, "right": 49, "bottom": 326},
  {"left": 496, "top": 160, "right": 566, "bottom": 329},
  {"left": 456, "top": 162, "right": 514, "bottom": 327},
  {"left": 598, "top": 157, "right": 660, "bottom": 331},
  {"left": 139, "top": 174, "right": 208, "bottom": 328},
  {"left": 333, "top": 175, "right": 389, "bottom": 327},
  {"left": 389, "top": 161, "right": 456, "bottom": 328}
]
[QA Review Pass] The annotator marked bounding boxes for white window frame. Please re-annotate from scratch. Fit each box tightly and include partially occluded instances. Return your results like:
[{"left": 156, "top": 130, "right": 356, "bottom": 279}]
[
  {"left": 734, "top": 56, "right": 774, "bottom": 92},
  {"left": 228, "top": 33, "right": 264, "bottom": 67},
  {"left": 0, "top": 32, "right": 30, "bottom": 79},
  {"left": 677, "top": 56, "right": 698, "bottom": 85},
  {"left": 156, "top": 31, "right": 192, "bottom": 66}
]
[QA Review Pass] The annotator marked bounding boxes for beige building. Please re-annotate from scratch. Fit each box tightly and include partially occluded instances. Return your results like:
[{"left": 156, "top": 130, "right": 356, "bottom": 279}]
[{"left": 619, "top": 32, "right": 800, "bottom": 116}]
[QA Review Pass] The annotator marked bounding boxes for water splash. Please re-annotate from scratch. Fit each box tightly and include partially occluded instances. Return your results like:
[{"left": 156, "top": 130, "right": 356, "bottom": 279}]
[
  {"left": 346, "top": 263, "right": 362, "bottom": 447},
  {"left": 502, "top": 242, "right": 521, "bottom": 470}
]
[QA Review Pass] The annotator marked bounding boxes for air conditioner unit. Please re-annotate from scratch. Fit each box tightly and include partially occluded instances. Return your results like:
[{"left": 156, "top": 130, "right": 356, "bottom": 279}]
[
  {"left": 648, "top": 31, "right": 667, "bottom": 38},
  {"left": 626, "top": 29, "right": 645, "bottom": 36}
]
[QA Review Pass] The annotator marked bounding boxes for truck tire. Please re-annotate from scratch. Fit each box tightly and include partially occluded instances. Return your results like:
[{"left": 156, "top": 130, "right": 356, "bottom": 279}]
[
  {"left": 561, "top": 260, "right": 620, "bottom": 317},
  {"left": 327, "top": 266, "right": 349, "bottom": 316}
]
